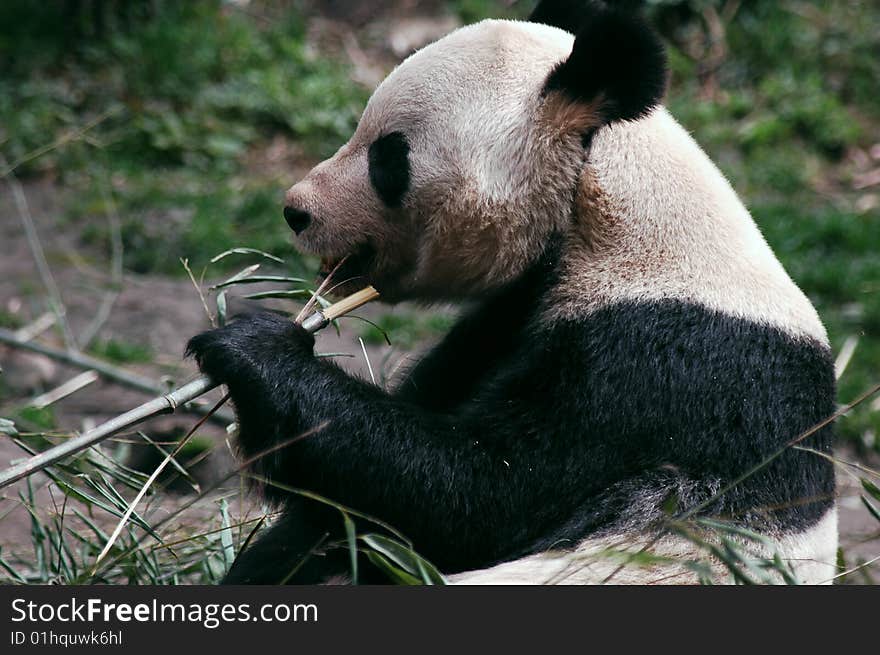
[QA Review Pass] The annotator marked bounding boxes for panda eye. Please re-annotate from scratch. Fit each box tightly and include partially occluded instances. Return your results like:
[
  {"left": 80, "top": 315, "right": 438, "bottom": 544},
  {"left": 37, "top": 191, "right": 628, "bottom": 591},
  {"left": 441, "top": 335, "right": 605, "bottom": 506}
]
[{"left": 368, "top": 131, "right": 410, "bottom": 208}]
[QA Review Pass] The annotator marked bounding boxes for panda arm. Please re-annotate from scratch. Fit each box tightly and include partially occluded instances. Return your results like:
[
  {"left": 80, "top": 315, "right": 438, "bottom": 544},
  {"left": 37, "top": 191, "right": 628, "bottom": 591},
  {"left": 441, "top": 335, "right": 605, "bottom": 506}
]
[
  {"left": 187, "top": 312, "right": 595, "bottom": 567},
  {"left": 393, "top": 294, "right": 528, "bottom": 411},
  {"left": 395, "top": 243, "right": 559, "bottom": 410}
]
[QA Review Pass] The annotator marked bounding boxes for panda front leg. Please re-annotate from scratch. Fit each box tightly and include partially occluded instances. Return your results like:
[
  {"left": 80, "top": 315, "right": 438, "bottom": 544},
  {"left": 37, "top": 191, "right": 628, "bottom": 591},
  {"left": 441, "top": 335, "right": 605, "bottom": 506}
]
[
  {"left": 221, "top": 495, "right": 389, "bottom": 584},
  {"left": 186, "top": 310, "right": 580, "bottom": 580},
  {"left": 221, "top": 497, "right": 345, "bottom": 585}
]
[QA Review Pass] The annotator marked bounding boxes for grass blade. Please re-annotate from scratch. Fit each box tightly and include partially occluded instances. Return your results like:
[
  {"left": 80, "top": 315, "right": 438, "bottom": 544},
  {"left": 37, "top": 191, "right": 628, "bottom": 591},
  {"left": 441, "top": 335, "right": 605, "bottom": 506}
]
[{"left": 342, "top": 512, "right": 358, "bottom": 585}]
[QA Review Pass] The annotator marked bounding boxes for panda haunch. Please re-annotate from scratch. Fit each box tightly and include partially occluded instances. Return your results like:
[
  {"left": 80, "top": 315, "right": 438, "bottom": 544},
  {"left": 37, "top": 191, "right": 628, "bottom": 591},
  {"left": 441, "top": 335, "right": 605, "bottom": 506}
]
[{"left": 187, "top": 1, "right": 837, "bottom": 585}]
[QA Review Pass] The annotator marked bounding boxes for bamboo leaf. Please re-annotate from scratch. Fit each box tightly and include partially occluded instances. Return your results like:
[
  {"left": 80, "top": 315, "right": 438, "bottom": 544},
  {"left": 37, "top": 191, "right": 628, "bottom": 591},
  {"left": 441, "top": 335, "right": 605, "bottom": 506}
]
[
  {"left": 0, "top": 418, "right": 18, "bottom": 436},
  {"left": 342, "top": 512, "right": 358, "bottom": 585},
  {"left": 243, "top": 289, "right": 311, "bottom": 300},
  {"left": 209, "top": 264, "right": 260, "bottom": 290},
  {"left": 861, "top": 478, "right": 880, "bottom": 502},
  {"left": 212, "top": 275, "right": 310, "bottom": 290},
  {"left": 360, "top": 533, "right": 446, "bottom": 585},
  {"left": 365, "top": 551, "right": 422, "bottom": 585},
  {"left": 219, "top": 499, "right": 235, "bottom": 571},
  {"left": 216, "top": 291, "right": 227, "bottom": 326},
  {"left": 59, "top": 476, "right": 158, "bottom": 539},
  {"left": 861, "top": 495, "right": 880, "bottom": 524},
  {"left": 210, "top": 248, "right": 283, "bottom": 264},
  {"left": 0, "top": 549, "right": 27, "bottom": 584}
]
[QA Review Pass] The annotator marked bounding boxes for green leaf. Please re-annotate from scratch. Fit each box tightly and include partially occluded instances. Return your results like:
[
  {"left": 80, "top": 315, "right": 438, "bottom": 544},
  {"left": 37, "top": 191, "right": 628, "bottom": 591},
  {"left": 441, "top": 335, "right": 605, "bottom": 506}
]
[
  {"left": 0, "top": 418, "right": 18, "bottom": 436},
  {"left": 210, "top": 264, "right": 260, "bottom": 290},
  {"left": 0, "top": 548, "right": 27, "bottom": 584},
  {"left": 243, "top": 289, "right": 311, "bottom": 300},
  {"left": 210, "top": 248, "right": 284, "bottom": 264},
  {"left": 71, "top": 508, "right": 110, "bottom": 542},
  {"left": 342, "top": 512, "right": 358, "bottom": 585},
  {"left": 211, "top": 275, "right": 309, "bottom": 290},
  {"left": 57, "top": 476, "right": 158, "bottom": 539},
  {"left": 360, "top": 533, "right": 446, "bottom": 585},
  {"left": 365, "top": 551, "right": 422, "bottom": 585},
  {"left": 216, "top": 291, "right": 227, "bottom": 327},
  {"left": 861, "top": 496, "right": 880, "bottom": 524},
  {"left": 861, "top": 478, "right": 880, "bottom": 502},
  {"left": 219, "top": 499, "right": 235, "bottom": 572}
]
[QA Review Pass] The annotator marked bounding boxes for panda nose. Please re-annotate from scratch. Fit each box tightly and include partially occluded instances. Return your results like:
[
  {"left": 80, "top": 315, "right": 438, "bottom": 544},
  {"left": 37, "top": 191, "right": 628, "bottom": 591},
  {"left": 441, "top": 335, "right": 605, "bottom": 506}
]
[{"left": 283, "top": 206, "right": 311, "bottom": 234}]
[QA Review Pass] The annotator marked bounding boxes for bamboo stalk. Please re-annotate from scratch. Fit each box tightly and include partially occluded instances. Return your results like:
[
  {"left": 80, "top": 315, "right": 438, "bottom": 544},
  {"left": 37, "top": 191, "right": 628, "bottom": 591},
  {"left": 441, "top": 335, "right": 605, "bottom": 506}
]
[
  {"left": 0, "top": 325, "right": 237, "bottom": 426},
  {"left": 0, "top": 328, "right": 198, "bottom": 405},
  {"left": 30, "top": 370, "right": 99, "bottom": 409},
  {"left": 0, "top": 286, "right": 379, "bottom": 489}
]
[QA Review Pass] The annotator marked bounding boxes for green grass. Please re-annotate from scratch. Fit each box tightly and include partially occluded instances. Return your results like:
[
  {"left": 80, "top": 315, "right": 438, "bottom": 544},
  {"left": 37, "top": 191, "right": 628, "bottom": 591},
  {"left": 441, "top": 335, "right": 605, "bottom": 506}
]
[
  {"left": 88, "top": 338, "right": 153, "bottom": 365},
  {"left": 16, "top": 407, "right": 56, "bottom": 431},
  {"left": 0, "top": 2, "right": 367, "bottom": 169},
  {"left": 0, "top": 429, "right": 450, "bottom": 585},
  {"left": 0, "top": 310, "right": 24, "bottom": 330},
  {"left": 449, "top": 0, "right": 520, "bottom": 23},
  {"left": 71, "top": 168, "right": 309, "bottom": 275},
  {"left": 0, "top": 1, "right": 368, "bottom": 274}
]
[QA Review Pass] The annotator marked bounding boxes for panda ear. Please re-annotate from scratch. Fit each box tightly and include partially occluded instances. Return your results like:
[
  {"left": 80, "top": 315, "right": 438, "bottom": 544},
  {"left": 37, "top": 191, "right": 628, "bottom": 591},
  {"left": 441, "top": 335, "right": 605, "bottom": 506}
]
[
  {"left": 529, "top": 0, "right": 647, "bottom": 33},
  {"left": 529, "top": 0, "right": 585, "bottom": 33},
  {"left": 540, "top": 2, "right": 667, "bottom": 125}
]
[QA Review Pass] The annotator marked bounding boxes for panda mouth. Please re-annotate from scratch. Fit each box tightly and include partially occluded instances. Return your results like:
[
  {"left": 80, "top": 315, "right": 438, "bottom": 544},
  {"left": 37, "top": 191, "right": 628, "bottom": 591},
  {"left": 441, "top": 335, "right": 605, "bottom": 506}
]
[{"left": 316, "top": 243, "right": 375, "bottom": 295}]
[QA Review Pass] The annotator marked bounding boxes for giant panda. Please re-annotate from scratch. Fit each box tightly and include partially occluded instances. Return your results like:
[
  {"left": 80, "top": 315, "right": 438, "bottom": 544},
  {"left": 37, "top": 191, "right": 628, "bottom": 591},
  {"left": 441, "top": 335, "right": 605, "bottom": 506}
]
[{"left": 186, "top": 0, "right": 838, "bottom": 584}]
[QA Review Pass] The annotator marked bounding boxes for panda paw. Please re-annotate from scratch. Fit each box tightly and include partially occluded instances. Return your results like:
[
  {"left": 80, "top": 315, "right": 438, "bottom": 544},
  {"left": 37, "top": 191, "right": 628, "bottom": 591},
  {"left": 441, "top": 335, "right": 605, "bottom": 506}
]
[{"left": 186, "top": 312, "right": 315, "bottom": 389}]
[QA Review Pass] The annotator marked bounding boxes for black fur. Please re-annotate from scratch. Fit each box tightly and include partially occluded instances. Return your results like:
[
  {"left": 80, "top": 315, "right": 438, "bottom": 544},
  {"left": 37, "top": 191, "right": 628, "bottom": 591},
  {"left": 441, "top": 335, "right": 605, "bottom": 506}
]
[
  {"left": 221, "top": 498, "right": 389, "bottom": 585},
  {"left": 542, "top": 1, "right": 667, "bottom": 123},
  {"left": 529, "top": 0, "right": 587, "bottom": 33},
  {"left": 368, "top": 131, "right": 410, "bottom": 208},
  {"left": 530, "top": 0, "right": 648, "bottom": 32},
  {"left": 187, "top": 254, "right": 835, "bottom": 584}
]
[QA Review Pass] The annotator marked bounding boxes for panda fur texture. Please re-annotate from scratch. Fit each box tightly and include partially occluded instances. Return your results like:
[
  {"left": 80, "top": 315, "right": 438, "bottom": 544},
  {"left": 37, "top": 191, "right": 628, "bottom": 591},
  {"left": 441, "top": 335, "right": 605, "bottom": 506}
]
[{"left": 187, "top": 0, "right": 837, "bottom": 585}]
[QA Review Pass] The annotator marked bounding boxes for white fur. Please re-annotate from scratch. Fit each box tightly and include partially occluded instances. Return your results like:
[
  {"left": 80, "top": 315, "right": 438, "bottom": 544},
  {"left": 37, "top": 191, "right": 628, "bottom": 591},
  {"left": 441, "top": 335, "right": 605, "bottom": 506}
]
[
  {"left": 449, "top": 507, "right": 838, "bottom": 585},
  {"left": 546, "top": 107, "right": 829, "bottom": 344},
  {"left": 771, "top": 507, "right": 839, "bottom": 584},
  {"left": 287, "top": 21, "right": 586, "bottom": 300},
  {"left": 362, "top": 20, "right": 574, "bottom": 200}
]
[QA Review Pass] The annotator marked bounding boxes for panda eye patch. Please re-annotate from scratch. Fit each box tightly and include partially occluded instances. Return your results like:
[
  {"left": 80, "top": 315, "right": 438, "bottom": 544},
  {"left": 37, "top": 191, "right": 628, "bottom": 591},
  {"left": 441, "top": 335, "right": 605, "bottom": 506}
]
[{"left": 368, "top": 131, "right": 410, "bottom": 208}]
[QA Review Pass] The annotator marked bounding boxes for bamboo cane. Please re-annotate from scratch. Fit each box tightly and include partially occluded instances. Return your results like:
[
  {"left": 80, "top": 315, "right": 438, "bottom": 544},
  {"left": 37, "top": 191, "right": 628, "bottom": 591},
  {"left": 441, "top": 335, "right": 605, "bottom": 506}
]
[
  {"left": 0, "top": 286, "right": 379, "bottom": 490},
  {"left": 0, "top": 327, "right": 236, "bottom": 426}
]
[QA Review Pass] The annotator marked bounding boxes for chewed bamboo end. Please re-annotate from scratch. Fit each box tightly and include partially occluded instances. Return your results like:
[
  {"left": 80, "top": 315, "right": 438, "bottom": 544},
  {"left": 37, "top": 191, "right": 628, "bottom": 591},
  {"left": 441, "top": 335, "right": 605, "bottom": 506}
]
[{"left": 322, "top": 286, "right": 380, "bottom": 322}]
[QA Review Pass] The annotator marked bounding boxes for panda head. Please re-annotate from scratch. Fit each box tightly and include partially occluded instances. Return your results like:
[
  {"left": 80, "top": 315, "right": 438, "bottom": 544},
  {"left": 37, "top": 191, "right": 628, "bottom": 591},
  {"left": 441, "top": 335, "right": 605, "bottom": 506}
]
[{"left": 283, "top": 1, "right": 666, "bottom": 302}]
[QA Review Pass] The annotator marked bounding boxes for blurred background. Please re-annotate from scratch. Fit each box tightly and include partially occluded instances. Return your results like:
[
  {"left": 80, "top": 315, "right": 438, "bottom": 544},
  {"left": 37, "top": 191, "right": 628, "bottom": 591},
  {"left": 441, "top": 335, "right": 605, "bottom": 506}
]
[{"left": 0, "top": 0, "right": 878, "bottom": 584}]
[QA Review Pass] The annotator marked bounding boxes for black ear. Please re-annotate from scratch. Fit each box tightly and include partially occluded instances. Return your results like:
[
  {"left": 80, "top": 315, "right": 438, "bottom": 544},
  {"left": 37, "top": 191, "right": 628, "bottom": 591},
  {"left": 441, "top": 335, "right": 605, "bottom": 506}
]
[
  {"left": 529, "top": 1, "right": 647, "bottom": 33},
  {"left": 542, "top": 2, "right": 667, "bottom": 123},
  {"left": 529, "top": 0, "right": 586, "bottom": 33}
]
